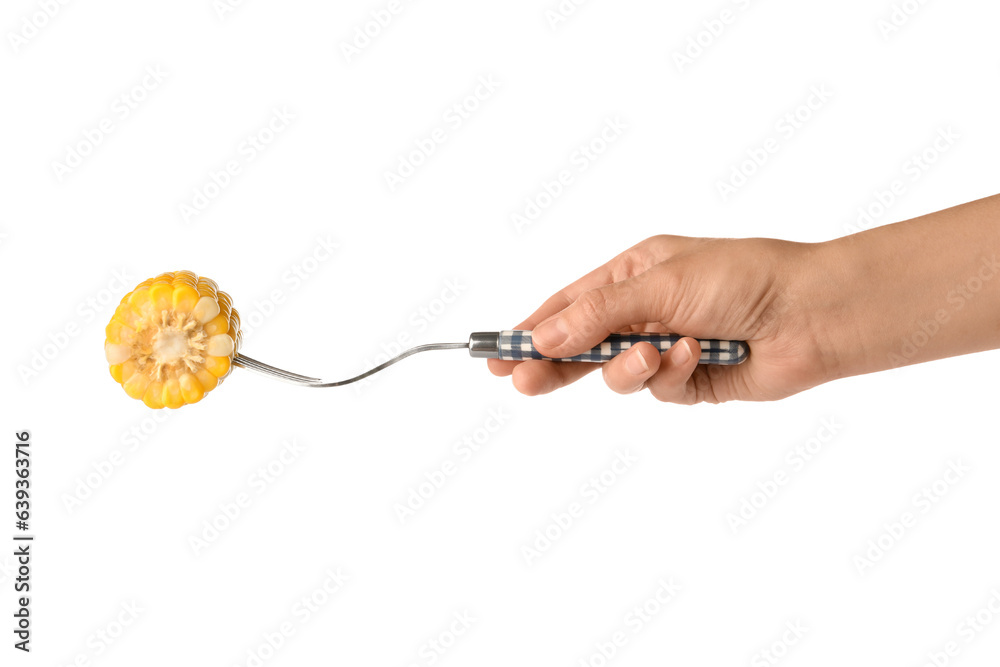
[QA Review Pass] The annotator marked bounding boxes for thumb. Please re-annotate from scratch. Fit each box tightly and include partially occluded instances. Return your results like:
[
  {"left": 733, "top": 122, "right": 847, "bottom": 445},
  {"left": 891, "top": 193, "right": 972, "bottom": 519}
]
[{"left": 530, "top": 270, "right": 665, "bottom": 357}]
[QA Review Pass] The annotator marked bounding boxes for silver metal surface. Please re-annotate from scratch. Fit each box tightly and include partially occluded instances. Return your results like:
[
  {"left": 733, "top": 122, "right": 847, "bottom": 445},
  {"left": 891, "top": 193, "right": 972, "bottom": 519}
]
[
  {"left": 233, "top": 341, "right": 471, "bottom": 388},
  {"left": 467, "top": 331, "right": 500, "bottom": 358}
]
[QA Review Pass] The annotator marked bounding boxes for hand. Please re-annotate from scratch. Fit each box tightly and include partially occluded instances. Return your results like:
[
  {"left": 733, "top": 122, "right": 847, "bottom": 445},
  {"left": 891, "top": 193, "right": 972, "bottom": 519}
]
[{"left": 487, "top": 235, "right": 839, "bottom": 403}]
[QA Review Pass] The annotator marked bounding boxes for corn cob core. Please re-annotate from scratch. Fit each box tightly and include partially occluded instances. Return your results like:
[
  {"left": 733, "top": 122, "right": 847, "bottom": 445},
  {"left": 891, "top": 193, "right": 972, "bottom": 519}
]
[{"left": 105, "top": 271, "right": 242, "bottom": 409}]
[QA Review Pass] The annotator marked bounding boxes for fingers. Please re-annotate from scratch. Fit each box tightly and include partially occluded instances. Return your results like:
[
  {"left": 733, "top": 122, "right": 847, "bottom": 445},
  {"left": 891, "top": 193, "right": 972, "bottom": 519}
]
[
  {"left": 515, "top": 258, "right": 631, "bottom": 332},
  {"left": 486, "top": 357, "right": 517, "bottom": 377},
  {"left": 495, "top": 336, "right": 757, "bottom": 403},
  {"left": 489, "top": 235, "right": 703, "bottom": 384},
  {"left": 488, "top": 268, "right": 633, "bottom": 380},
  {"left": 643, "top": 337, "right": 702, "bottom": 404},
  {"left": 600, "top": 342, "right": 662, "bottom": 394},
  {"left": 515, "top": 235, "right": 695, "bottom": 331},
  {"left": 531, "top": 268, "right": 668, "bottom": 358},
  {"left": 510, "top": 359, "right": 601, "bottom": 396}
]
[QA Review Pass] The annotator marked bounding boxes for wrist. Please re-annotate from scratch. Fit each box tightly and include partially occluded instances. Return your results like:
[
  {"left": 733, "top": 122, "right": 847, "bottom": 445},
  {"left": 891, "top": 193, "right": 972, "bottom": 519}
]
[
  {"left": 774, "top": 238, "right": 874, "bottom": 384},
  {"left": 803, "top": 236, "right": 885, "bottom": 381},
  {"left": 805, "top": 203, "right": 1000, "bottom": 381}
]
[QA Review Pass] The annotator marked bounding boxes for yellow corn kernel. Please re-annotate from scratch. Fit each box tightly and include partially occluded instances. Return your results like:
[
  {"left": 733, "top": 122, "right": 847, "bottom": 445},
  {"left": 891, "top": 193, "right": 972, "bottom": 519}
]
[
  {"left": 192, "top": 296, "right": 220, "bottom": 324},
  {"left": 172, "top": 284, "right": 200, "bottom": 314},
  {"left": 149, "top": 282, "right": 173, "bottom": 312},
  {"left": 127, "top": 287, "right": 151, "bottom": 312},
  {"left": 105, "top": 342, "right": 131, "bottom": 365},
  {"left": 179, "top": 373, "right": 205, "bottom": 404},
  {"left": 196, "top": 369, "right": 218, "bottom": 392},
  {"left": 204, "top": 313, "right": 229, "bottom": 336},
  {"left": 105, "top": 320, "right": 136, "bottom": 344},
  {"left": 205, "top": 355, "right": 231, "bottom": 378},
  {"left": 161, "top": 378, "right": 184, "bottom": 409},
  {"left": 105, "top": 271, "right": 241, "bottom": 409},
  {"left": 143, "top": 381, "right": 164, "bottom": 409},
  {"left": 120, "top": 359, "right": 137, "bottom": 383},
  {"left": 124, "top": 373, "right": 150, "bottom": 399}
]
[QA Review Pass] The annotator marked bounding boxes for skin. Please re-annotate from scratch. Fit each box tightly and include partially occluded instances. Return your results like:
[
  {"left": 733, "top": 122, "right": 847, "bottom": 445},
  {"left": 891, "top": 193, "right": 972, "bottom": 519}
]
[{"left": 488, "top": 194, "right": 1000, "bottom": 403}]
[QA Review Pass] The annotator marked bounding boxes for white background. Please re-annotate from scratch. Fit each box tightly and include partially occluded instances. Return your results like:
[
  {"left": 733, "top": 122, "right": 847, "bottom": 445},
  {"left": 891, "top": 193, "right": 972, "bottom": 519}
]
[{"left": 3, "top": 1, "right": 1000, "bottom": 665}]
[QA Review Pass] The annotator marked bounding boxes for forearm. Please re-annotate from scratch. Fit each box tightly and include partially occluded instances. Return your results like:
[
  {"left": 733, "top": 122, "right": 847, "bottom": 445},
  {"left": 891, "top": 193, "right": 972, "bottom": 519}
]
[{"left": 812, "top": 194, "right": 1000, "bottom": 380}]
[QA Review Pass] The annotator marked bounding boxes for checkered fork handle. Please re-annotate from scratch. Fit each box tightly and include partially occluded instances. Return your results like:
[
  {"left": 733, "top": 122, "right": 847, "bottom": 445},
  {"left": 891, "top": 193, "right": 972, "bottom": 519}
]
[{"left": 497, "top": 330, "right": 748, "bottom": 365}]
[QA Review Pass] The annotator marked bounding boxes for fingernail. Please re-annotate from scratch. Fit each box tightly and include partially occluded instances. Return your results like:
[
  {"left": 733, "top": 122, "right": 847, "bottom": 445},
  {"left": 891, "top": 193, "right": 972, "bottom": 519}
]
[
  {"left": 672, "top": 340, "right": 693, "bottom": 365},
  {"left": 625, "top": 347, "right": 649, "bottom": 375},
  {"left": 533, "top": 318, "right": 568, "bottom": 348}
]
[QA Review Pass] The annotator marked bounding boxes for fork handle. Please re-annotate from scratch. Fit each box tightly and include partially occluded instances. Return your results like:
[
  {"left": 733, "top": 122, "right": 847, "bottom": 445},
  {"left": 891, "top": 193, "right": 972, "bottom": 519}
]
[{"left": 468, "top": 330, "right": 748, "bottom": 365}]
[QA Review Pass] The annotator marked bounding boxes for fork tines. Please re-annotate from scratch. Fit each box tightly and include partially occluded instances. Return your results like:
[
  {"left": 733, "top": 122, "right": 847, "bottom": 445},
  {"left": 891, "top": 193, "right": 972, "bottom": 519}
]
[{"left": 233, "top": 354, "right": 322, "bottom": 385}]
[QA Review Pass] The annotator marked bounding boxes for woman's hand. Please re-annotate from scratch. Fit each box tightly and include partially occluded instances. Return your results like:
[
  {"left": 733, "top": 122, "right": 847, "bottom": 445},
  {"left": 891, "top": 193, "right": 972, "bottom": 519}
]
[
  {"left": 491, "top": 195, "right": 1000, "bottom": 403},
  {"left": 487, "top": 235, "right": 840, "bottom": 403}
]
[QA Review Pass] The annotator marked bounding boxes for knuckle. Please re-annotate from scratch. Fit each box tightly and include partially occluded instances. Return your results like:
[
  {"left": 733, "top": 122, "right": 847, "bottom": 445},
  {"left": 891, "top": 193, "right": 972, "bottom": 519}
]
[
  {"left": 574, "top": 288, "right": 609, "bottom": 330},
  {"left": 602, "top": 365, "right": 637, "bottom": 395},
  {"left": 691, "top": 368, "right": 721, "bottom": 404},
  {"left": 617, "top": 236, "right": 674, "bottom": 280},
  {"left": 646, "top": 378, "right": 678, "bottom": 404},
  {"left": 646, "top": 370, "right": 698, "bottom": 405},
  {"left": 647, "top": 384, "right": 678, "bottom": 404},
  {"left": 650, "top": 262, "right": 679, "bottom": 293},
  {"left": 615, "top": 244, "right": 654, "bottom": 281},
  {"left": 639, "top": 234, "right": 673, "bottom": 254},
  {"left": 642, "top": 234, "right": 700, "bottom": 260}
]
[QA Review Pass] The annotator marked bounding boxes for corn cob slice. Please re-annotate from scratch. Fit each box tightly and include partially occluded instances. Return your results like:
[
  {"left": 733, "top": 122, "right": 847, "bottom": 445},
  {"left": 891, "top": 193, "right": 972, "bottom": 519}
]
[{"left": 105, "top": 271, "right": 242, "bottom": 409}]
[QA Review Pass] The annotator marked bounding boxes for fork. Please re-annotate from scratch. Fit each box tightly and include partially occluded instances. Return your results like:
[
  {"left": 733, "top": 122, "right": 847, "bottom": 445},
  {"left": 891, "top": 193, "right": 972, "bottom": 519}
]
[{"left": 232, "top": 330, "right": 748, "bottom": 387}]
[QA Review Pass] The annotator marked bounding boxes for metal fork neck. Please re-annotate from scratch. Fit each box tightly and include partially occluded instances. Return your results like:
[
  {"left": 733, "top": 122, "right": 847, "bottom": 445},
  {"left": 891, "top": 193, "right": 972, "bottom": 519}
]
[
  {"left": 235, "top": 333, "right": 503, "bottom": 388},
  {"left": 467, "top": 332, "right": 501, "bottom": 358},
  {"left": 306, "top": 341, "right": 471, "bottom": 387}
]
